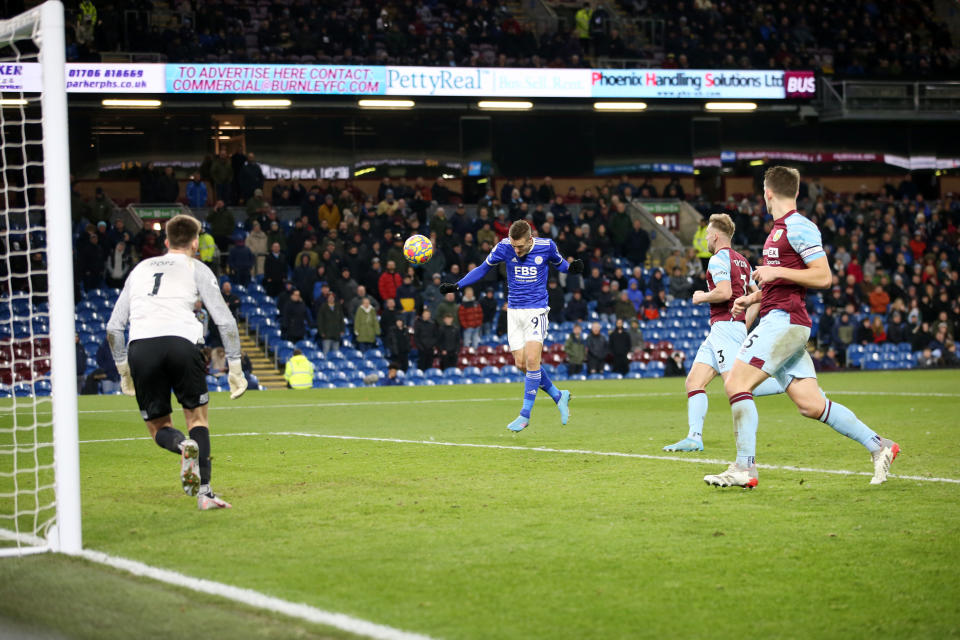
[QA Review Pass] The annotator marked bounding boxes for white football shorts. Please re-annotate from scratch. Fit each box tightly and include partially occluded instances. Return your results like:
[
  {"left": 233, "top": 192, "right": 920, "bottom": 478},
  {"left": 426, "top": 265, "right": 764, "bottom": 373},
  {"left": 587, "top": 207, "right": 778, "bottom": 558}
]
[{"left": 507, "top": 307, "right": 549, "bottom": 352}]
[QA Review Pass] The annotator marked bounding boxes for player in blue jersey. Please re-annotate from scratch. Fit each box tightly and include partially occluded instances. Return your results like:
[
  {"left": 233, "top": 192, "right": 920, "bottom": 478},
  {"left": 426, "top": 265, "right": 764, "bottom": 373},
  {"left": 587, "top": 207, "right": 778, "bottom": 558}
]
[{"left": 441, "top": 220, "right": 583, "bottom": 431}]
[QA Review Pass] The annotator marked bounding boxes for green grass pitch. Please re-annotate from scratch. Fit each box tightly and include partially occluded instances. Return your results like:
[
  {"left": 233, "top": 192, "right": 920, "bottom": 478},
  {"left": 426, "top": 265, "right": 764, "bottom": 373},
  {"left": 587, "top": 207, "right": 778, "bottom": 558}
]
[{"left": 2, "top": 370, "right": 960, "bottom": 639}]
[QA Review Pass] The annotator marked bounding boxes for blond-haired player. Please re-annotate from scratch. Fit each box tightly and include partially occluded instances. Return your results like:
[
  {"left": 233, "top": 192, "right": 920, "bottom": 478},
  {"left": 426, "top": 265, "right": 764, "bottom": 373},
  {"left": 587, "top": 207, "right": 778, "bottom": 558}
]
[{"left": 664, "top": 213, "right": 784, "bottom": 452}]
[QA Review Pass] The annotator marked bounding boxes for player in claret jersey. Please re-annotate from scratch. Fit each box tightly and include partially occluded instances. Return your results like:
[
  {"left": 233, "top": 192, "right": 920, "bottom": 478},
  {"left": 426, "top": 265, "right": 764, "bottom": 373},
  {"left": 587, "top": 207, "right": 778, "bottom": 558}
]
[
  {"left": 704, "top": 167, "right": 899, "bottom": 488},
  {"left": 663, "top": 213, "right": 783, "bottom": 453},
  {"left": 441, "top": 220, "right": 583, "bottom": 432}
]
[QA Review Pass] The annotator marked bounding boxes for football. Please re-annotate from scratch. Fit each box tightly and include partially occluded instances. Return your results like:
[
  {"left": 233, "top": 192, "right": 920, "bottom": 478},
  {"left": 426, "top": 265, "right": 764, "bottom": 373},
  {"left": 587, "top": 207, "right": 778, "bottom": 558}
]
[{"left": 403, "top": 234, "right": 434, "bottom": 265}]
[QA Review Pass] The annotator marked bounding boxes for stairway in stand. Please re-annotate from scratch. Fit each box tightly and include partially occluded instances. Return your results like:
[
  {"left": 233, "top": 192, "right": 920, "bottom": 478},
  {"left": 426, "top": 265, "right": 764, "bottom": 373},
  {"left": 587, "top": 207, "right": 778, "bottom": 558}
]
[{"left": 240, "top": 324, "right": 286, "bottom": 389}]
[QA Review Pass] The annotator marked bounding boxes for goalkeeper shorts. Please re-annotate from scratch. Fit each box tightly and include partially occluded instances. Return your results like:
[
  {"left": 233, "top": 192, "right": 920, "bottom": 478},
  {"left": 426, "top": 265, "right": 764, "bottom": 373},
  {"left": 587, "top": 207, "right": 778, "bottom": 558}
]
[{"left": 128, "top": 336, "right": 209, "bottom": 420}]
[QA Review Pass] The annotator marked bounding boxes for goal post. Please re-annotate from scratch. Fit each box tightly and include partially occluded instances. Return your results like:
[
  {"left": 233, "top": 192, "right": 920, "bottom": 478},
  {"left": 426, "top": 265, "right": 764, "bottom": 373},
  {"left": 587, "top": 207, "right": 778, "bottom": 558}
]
[{"left": 0, "top": 0, "right": 81, "bottom": 556}]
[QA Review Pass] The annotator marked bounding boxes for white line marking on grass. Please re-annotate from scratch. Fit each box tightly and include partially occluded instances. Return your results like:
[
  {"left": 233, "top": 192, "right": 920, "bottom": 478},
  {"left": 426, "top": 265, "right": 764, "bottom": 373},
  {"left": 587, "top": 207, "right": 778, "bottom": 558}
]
[
  {"left": 72, "top": 432, "right": 960, "bottom": 485},
  {"left": 7, "top": 388, "right": 945, "bottom": 416},
  {"left": 77, "top": 549, "right": 436, "bottom": 640}
]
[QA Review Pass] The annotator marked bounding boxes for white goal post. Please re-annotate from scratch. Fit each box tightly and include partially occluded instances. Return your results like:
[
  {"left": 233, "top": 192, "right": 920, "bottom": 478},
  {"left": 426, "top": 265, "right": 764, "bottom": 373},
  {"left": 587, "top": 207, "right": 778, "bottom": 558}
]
[{"left": 0, "top": 0, "right": 81, "bottom": 556}]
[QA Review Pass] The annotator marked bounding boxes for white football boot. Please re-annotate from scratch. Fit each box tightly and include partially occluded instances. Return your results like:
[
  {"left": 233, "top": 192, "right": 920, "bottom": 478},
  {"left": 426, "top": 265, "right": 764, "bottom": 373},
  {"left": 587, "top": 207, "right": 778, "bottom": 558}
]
[{"left": 704, "top": 463, "right": 759, "bottom": 489}]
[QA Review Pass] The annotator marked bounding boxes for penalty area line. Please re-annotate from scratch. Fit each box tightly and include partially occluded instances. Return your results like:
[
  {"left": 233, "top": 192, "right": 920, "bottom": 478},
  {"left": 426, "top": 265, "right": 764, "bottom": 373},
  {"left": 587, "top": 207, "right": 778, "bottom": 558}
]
[
  {"left": 72, "top": 431, "right": 960, "bottom": 485},
  {"left": 76, "top": 549, "right": 436, "bottom": 640}
]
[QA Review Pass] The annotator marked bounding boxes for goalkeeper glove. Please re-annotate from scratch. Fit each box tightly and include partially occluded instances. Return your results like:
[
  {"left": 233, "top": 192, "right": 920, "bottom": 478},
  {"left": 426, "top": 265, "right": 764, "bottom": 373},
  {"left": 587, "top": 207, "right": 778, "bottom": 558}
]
[
  {"left": 439, "top": 282, "right": 459, "bottom": 295},
  {"left": 228, "top": 359, "right": 248, "bottom": 399},
  {"left": 569, "top": 259, "right": 584, "bottom": 274},
  {"left": 116, "top": 360, "right": 136, "bottom": 397}
]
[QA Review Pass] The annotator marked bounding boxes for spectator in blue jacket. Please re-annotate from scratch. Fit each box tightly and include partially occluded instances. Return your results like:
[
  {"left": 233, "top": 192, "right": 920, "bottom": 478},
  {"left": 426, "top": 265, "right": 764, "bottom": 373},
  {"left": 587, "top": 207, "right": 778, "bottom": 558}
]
[
  {"left": 186, "top": 174, "right": 208, "bottom": 208},
  {"left": 626, "top": 278, "right": 644, "bottom": 311}
]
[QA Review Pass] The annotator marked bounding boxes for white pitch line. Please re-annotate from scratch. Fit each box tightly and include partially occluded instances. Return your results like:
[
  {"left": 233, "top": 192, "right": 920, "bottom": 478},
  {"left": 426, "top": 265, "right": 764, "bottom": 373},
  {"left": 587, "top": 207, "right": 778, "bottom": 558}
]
[
  {"left": 77, "top": 549, "right": 435, "bottom": 640},
  {"left": 1, "top": 388, "right": 955, "bottom": 416},
  {"left": 70, "top": 431, "right": 960, "bottom": 485}
]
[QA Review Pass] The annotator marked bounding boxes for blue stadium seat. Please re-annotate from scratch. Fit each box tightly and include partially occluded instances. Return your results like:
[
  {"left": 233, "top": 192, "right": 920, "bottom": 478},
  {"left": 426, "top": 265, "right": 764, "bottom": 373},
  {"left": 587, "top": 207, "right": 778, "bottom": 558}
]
[
  {"left": 425, "top": 367, "right": 444, "bottom": 378},
  {"left": 501, "top": 365, "right": 520, "bottom": 376},
  {"left": 13, "top": 383, "right": 34, "bottom": 397},
  {"left": 444, "top": 367, "right": 463, "bottom": 377},
  {"left": 463, "top": 366, "right": 482, "bottom": 376},
  {"left": 481, "top": 365, "right": 500, "bottom": 376}
]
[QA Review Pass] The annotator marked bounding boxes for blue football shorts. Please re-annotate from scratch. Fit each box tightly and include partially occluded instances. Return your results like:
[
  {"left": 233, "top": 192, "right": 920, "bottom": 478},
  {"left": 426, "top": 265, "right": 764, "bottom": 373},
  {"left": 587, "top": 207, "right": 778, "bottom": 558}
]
[
  {"left": 736, "top": 309, "right": 816, "bottom": 389},
  {"left": 693, "top": 320, "right": 747, "bottom": 375}
]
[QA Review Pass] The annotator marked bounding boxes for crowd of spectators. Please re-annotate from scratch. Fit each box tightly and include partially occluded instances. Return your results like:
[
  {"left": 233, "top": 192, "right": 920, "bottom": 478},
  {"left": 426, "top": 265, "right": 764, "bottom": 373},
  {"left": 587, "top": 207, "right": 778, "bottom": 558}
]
[
  {"left": 628, "top": 0, "right": 957, "bottom": 78},
  {"left": 66, "top": 0, "right": 956, "bottom": 78},
  {"left": 68, "top": 161, "right": 960, "bottom": 374}
]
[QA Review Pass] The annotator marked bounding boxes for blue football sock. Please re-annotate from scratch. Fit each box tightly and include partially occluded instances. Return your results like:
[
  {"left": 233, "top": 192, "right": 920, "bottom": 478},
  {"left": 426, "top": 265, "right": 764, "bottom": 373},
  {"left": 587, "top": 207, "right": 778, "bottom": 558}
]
[
  {"left": 520, "top": 369, "right": 540, "bottom": 419},
  {"left": 538, "top": 367, "right": 562, "bottom": 403},
  {"left": 754, "top": 377, "right": 784, "bottom": 397},
  {"left": 818, "top": 398, "right": 883, "bottom": 453},
  {"left": 687, "top": 390, "right": 707, "bottom": 440},
  {"left": 730, "top": 392, "right": 758, "bottom": 467}
]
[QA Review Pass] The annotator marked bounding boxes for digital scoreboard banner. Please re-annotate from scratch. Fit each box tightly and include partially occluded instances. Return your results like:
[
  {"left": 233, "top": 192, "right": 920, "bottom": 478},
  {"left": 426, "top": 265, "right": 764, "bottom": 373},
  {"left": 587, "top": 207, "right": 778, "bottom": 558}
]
[{"left": 4, "top": 63, "right": 816, "bottom": 99}]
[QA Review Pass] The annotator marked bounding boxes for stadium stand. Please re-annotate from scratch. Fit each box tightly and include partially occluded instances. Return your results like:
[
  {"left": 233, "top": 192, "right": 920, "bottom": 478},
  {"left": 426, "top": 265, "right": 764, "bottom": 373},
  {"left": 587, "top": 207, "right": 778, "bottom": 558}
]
[
  {"left": 50, "top": 171, "right": 958, "bottom": 397},
  {"left": 65, "top": 0, "right": 958, "bottom": 77}
]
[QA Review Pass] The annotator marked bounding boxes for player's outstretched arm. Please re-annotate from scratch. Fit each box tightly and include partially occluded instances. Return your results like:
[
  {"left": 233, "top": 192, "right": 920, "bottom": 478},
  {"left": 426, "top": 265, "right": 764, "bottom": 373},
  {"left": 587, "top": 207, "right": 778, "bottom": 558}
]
[
  {"left": 106, "top": 284, "right": 136, "bottom": 396},
  {"left": 195, "top": 264, "right": 247, "bottom": 399},
  {"left": 444, "top": 259, "right": 494, "bottom": 293}
]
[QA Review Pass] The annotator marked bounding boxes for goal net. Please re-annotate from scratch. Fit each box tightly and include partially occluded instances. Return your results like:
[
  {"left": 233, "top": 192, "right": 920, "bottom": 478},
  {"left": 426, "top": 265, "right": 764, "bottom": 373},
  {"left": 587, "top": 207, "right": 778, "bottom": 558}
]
[{"left": 0, "top": 0, "right": 81, "bottom": 557}]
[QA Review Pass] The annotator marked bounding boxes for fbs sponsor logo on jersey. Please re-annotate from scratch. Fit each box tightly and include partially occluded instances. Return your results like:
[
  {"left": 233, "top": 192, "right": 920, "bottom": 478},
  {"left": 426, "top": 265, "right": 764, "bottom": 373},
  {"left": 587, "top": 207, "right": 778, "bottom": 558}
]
[{"left": 772, "top": 229, "right": 784, "bottom": 242}]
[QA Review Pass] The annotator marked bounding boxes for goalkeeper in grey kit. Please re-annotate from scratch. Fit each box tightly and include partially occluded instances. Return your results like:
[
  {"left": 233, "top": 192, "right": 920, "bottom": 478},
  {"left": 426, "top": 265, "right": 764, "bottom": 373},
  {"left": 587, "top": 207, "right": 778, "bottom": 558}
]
[{"left": 107, "top": 215, "right": 246, "bottom": 510}]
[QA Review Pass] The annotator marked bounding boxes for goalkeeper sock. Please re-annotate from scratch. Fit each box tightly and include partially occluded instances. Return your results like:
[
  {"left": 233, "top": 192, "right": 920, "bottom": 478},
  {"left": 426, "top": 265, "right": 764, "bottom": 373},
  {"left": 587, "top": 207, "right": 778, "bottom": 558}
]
[
  {"left": 154, "top": 427, "right": 185, "bottom": 454},
  {"left": 520, "top": 370, "right": 540, "bottom": 419},
  {"left": 686, "top": 390, "right": 707, "bottom": 440},
  {"left": 730, "top": 392, "right": 758, "bottom": 467},
  {"left": 754, "top": 377, "right": 784, "bottom": 396},
  {"left": 189, "top": 426, "right": 212, "bottom": 484},
  {"left": 818, "top": 399, "right": 883, "bottom": 453},
  {"left": 537, "top": 367, "right": 562, "bottom": 403}
]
